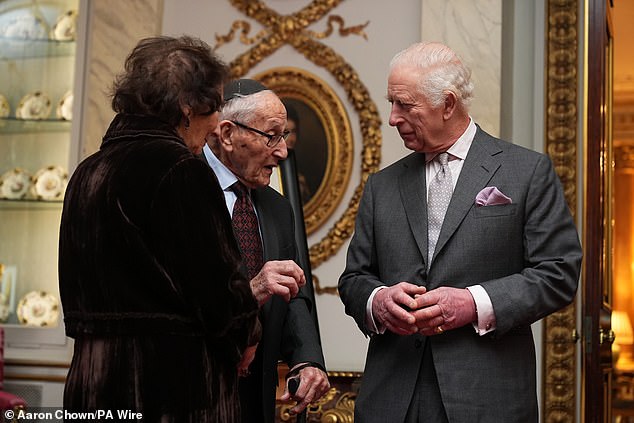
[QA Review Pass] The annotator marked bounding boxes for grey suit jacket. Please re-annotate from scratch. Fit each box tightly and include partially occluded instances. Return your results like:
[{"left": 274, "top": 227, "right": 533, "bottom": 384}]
[{"left": 338, "top": 127, "right": 582, "bottom": 423}]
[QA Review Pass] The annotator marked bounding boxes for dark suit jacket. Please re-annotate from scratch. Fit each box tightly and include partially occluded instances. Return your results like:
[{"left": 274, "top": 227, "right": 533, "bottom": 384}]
[
  {"left": 245, "top": 186, "right": 325, "bottom": 423},
  {"left": 338, "top": 127, "right": 582, "bottom": 423}
]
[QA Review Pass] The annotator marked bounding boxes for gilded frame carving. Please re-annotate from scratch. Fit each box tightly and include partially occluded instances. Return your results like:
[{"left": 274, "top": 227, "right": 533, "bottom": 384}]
[
  {"left": 218, "top": 0, "right": 382, "bottom": 276},
  {"left": 254, "top": 67, "right": 353, "bottom": 235},
  {"left": 544, "top": 0, "right": 578, "bottom": 421}
]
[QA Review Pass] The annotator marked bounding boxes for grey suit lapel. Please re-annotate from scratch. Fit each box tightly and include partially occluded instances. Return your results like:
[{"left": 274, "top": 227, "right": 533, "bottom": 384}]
[
  {"left": 433, "top": 130, "right": 502, "bottom": 260},
  {"left": 398, "top": 154, "right": 428, "bottom": 267}
]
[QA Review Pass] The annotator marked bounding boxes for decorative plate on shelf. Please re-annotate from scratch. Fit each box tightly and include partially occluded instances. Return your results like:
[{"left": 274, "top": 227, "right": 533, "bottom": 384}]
[
  {"left": 0, "top": 168, "right": 31, "bottom": 200},
  {"left": 51, "top": 10, "right": 77, "bottom": 41},
  {"left": 0, "top": 13, "right": 49, "bottom": 40},
  {"left": 31, "top": 165, "right": 67, "bottom": 201},
  {"left": 16, "top": 91, "right": 51, "bottom": 120},
  {"left": 56, "top": 90, "right": 73, "bottom": 121},
  {"left": 0, "top": 293, "right": 10, "bottom": 323},
  {"left": 0, "top": 94, "right": 10, "bottom": 118},
  {"left": 17, "top": 290, "right": 59, "bottom": 327}
]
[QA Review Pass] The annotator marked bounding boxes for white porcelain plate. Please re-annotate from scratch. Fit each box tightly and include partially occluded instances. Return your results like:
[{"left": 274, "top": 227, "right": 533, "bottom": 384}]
[
  {"left": 31, "top": 165, "right": 67, "bottom": 200},
  {"left": 56, "top": 90, "right": 73, "bottom": 121},
  {"left": 0, "top": 13, "right": 48, "bottom": 40},
  {"left": 51, "top": 10, "right": 77, "bottom": 41},
  {"left": 16, "top": 91, "right": 51, "bottom": 120},
  {"left": 0, "top": 94, "right": 10, "bottom": 118},
  {"left": 17, "top": 291, "right": 60, "bottom": 327},
  {"left": 0, "top": 168, "right": 31, "bottom": 200}
]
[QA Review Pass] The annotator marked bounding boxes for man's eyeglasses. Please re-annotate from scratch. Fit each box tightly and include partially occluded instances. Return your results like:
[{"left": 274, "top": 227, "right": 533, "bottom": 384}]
[{"left": 231, "top": 121, "right": 290, "bottom": 148}]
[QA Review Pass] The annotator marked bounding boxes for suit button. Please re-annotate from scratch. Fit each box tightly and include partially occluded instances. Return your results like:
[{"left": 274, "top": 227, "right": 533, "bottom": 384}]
[{"left": 415, "top": 339, "right": 423, "bottom": 348}]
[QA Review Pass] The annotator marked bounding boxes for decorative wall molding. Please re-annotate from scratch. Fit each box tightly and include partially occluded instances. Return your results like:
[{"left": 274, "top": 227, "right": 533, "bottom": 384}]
[
  {"left": 615, "top": 144, "right": 634, "bottom": 169},
  {"left": 544, "top": 0, "right": 578, "bottom": 421},
  {"left": 216, "top": 0, "right": 382, "bottom": 278},
  {"left": 614, "top": 102, "right": 634, "bottom": 142}
]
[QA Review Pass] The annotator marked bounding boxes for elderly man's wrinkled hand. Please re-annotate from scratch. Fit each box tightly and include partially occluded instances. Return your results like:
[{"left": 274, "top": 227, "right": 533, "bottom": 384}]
[
  {"left": 250, "top": 260, "right": 305, "bottom": 305},
  {"left": 410, "top": 286, "right": 476, "bottom": 336},
  {"left": 372, "top": 282, "right": 427, "bottom": 336},
  {"left": 237, "top": 344, "right": 258, "bottom": 378},
  {"left": 279, "top": 365, "right": 330, "bottom": 415}
]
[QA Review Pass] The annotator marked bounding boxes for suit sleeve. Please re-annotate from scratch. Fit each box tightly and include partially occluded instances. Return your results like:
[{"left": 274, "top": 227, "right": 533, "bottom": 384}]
[
  {"left": 482, "top": 154, "right": 582, "bottom": 336},
  {"left": 277, "top": 200, "right": 325, "bottom": 368},
  {"left": 338, "top": 175, "right": 386, "bottom": 336}
]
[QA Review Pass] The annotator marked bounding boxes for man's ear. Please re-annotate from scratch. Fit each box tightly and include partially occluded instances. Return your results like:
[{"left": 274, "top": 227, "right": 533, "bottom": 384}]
[
  {"left": 442, "top": 91, "right": 458, "bottom": 120},
  {"left": 218, "top": 120, "right": 234, "bottom": 151}
]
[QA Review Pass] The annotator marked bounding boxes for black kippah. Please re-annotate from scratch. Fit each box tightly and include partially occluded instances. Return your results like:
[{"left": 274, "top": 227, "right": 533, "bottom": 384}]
[{"left": 223, "top": 79, "right": 268, "bottom": 102}]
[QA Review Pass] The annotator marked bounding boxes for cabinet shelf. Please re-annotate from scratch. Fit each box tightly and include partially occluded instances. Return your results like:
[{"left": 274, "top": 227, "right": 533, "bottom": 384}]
[
  {"left": 0, "top": 198, "right": 63, "bottom": 210},
  {"left": 0, "top": 117, "right": 71, "bottom": 133},
  {"left": 0, "top": 0, "right": 81, "bottom": 377},
  {"left": 0, "top": 36, "right": 75, "bottom": 60}
]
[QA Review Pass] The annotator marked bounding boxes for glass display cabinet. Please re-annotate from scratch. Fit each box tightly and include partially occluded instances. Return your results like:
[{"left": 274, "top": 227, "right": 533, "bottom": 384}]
[{"left": 0, "top": 0, "right": 83, "bottom": 405}]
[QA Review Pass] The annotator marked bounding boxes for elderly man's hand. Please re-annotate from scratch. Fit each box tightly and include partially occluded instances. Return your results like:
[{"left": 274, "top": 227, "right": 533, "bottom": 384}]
[
  {"left": 410, "top": 286, "right": 477, "bottom": 336},
  {"left": 250, "top": 260, "right": 305, "bottom": 305},
  {"left": 372, "top": 282, "right": 427, "bottom": 335},
  {"left": 279, "top": 365, "right": 330, "bottom": 415},
  {"left": 237, "top": 344, "right": 258, "bottom": 378}
]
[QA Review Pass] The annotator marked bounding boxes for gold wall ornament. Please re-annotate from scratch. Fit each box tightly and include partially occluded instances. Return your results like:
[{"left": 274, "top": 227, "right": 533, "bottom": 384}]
[
  {"left": 278, "top": 387, "right": 356, "bottom": 422},
  {"left": 214, "top": 20, "right": 268, "bottom": 49},
  {"left": 219, "top": 0, "right": 382, "bottom": 278},
  {"left": 305, "top": 15, "right": 368, "bottom": 40},
  {"left": 544, "top": 0, "right": 578, "bottom": 421},
  {"left": 615, "top": 144, "right": 634, "bottom": 169},
  {"left": 254, "top": 67, "right": 353, "bottom": 236}
]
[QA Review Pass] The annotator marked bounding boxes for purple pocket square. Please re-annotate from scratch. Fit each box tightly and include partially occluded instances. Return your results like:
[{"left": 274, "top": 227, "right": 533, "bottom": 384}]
[{"left": 475, "top": 186, "right": 512, "bottom": 206}]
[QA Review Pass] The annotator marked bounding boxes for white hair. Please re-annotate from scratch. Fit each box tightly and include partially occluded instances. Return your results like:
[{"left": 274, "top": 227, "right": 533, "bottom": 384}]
[
  {"left": 389, "top": 42, "right": 474, "bottom": 109},
  {"left": 220, "top": 90, "right": 275, "bottom": 123}
]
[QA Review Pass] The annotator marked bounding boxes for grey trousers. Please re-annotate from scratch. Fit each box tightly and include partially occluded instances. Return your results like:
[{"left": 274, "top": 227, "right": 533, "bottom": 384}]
[{"left": 404, "top": 340, "right": 449, "bottom": 423}]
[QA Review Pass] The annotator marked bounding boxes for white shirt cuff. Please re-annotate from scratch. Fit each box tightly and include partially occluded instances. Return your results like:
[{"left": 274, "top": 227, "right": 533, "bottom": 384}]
[
  {"left": 466, "top": 285, "right": 496, "bottom": 335},
  {"left": 366, "top": 286, "right": 387, "bottom": 334}
]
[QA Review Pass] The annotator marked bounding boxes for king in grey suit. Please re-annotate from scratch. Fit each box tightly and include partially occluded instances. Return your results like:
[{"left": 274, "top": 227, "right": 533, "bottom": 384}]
[
  {"left": 338, "top": 42, "right": 582, "bottom": 422},
  {"left": 203, "top": 79, "right": 330, "bottom": 423}
]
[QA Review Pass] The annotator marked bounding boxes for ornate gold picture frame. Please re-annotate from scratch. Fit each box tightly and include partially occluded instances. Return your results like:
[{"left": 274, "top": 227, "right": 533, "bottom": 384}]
[{"left": 254, "top": 67, "right": 353, "bottom": 235}]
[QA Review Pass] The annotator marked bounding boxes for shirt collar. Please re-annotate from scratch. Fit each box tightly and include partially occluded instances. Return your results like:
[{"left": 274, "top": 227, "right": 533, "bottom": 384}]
[
  {"left": 425, "top": 117, "right": 476, "bottom": 163},
  {"left": 202, "top": 143, "right": 238, "bottom": 191}
]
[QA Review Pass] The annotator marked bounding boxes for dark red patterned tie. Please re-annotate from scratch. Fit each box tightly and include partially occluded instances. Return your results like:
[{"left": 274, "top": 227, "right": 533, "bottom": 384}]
[{"left": 231, "top": 182, "right": 264, "bottom": 280}]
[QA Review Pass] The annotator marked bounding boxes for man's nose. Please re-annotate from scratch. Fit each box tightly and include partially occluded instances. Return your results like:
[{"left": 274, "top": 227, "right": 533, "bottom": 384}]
[
  {"left": 388, "top": 108, "right": 402, "bottom": 127},
  {"left": 273, "top": 139, "right": 288, "bottom": 159}
]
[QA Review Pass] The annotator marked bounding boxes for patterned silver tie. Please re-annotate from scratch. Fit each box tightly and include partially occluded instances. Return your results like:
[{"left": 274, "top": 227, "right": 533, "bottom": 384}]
[{"left": 427, "top": 152, "right": 453, "bottom": 265}]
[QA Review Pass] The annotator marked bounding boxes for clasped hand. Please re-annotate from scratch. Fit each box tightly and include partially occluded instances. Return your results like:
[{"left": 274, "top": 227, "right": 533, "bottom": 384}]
[
  {"left": 372, "top": 283, "right": 476, "bottom": 336},
  {"left": 250, "top": 260, "right": 305, "bottom": 305}
]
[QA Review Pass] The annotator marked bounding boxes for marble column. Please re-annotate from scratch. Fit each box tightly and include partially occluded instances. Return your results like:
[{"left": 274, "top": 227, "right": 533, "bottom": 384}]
[
  {"left": 421, "top": 0, "right": 501, "bottom": 136},
  {"left": 78, "top": 0, "right": 164, "bottom": 158}
]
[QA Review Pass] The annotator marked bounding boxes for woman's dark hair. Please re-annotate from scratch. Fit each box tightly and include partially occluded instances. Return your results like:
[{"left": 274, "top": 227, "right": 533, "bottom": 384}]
[{"left": 111, "top": 35, "right": 228, "bottom": 127}]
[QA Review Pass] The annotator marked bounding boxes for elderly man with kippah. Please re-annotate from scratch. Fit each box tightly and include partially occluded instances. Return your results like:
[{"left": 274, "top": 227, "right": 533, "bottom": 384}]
[{"left": 202, "top": 79, "right": 330, "bottom": 423}]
